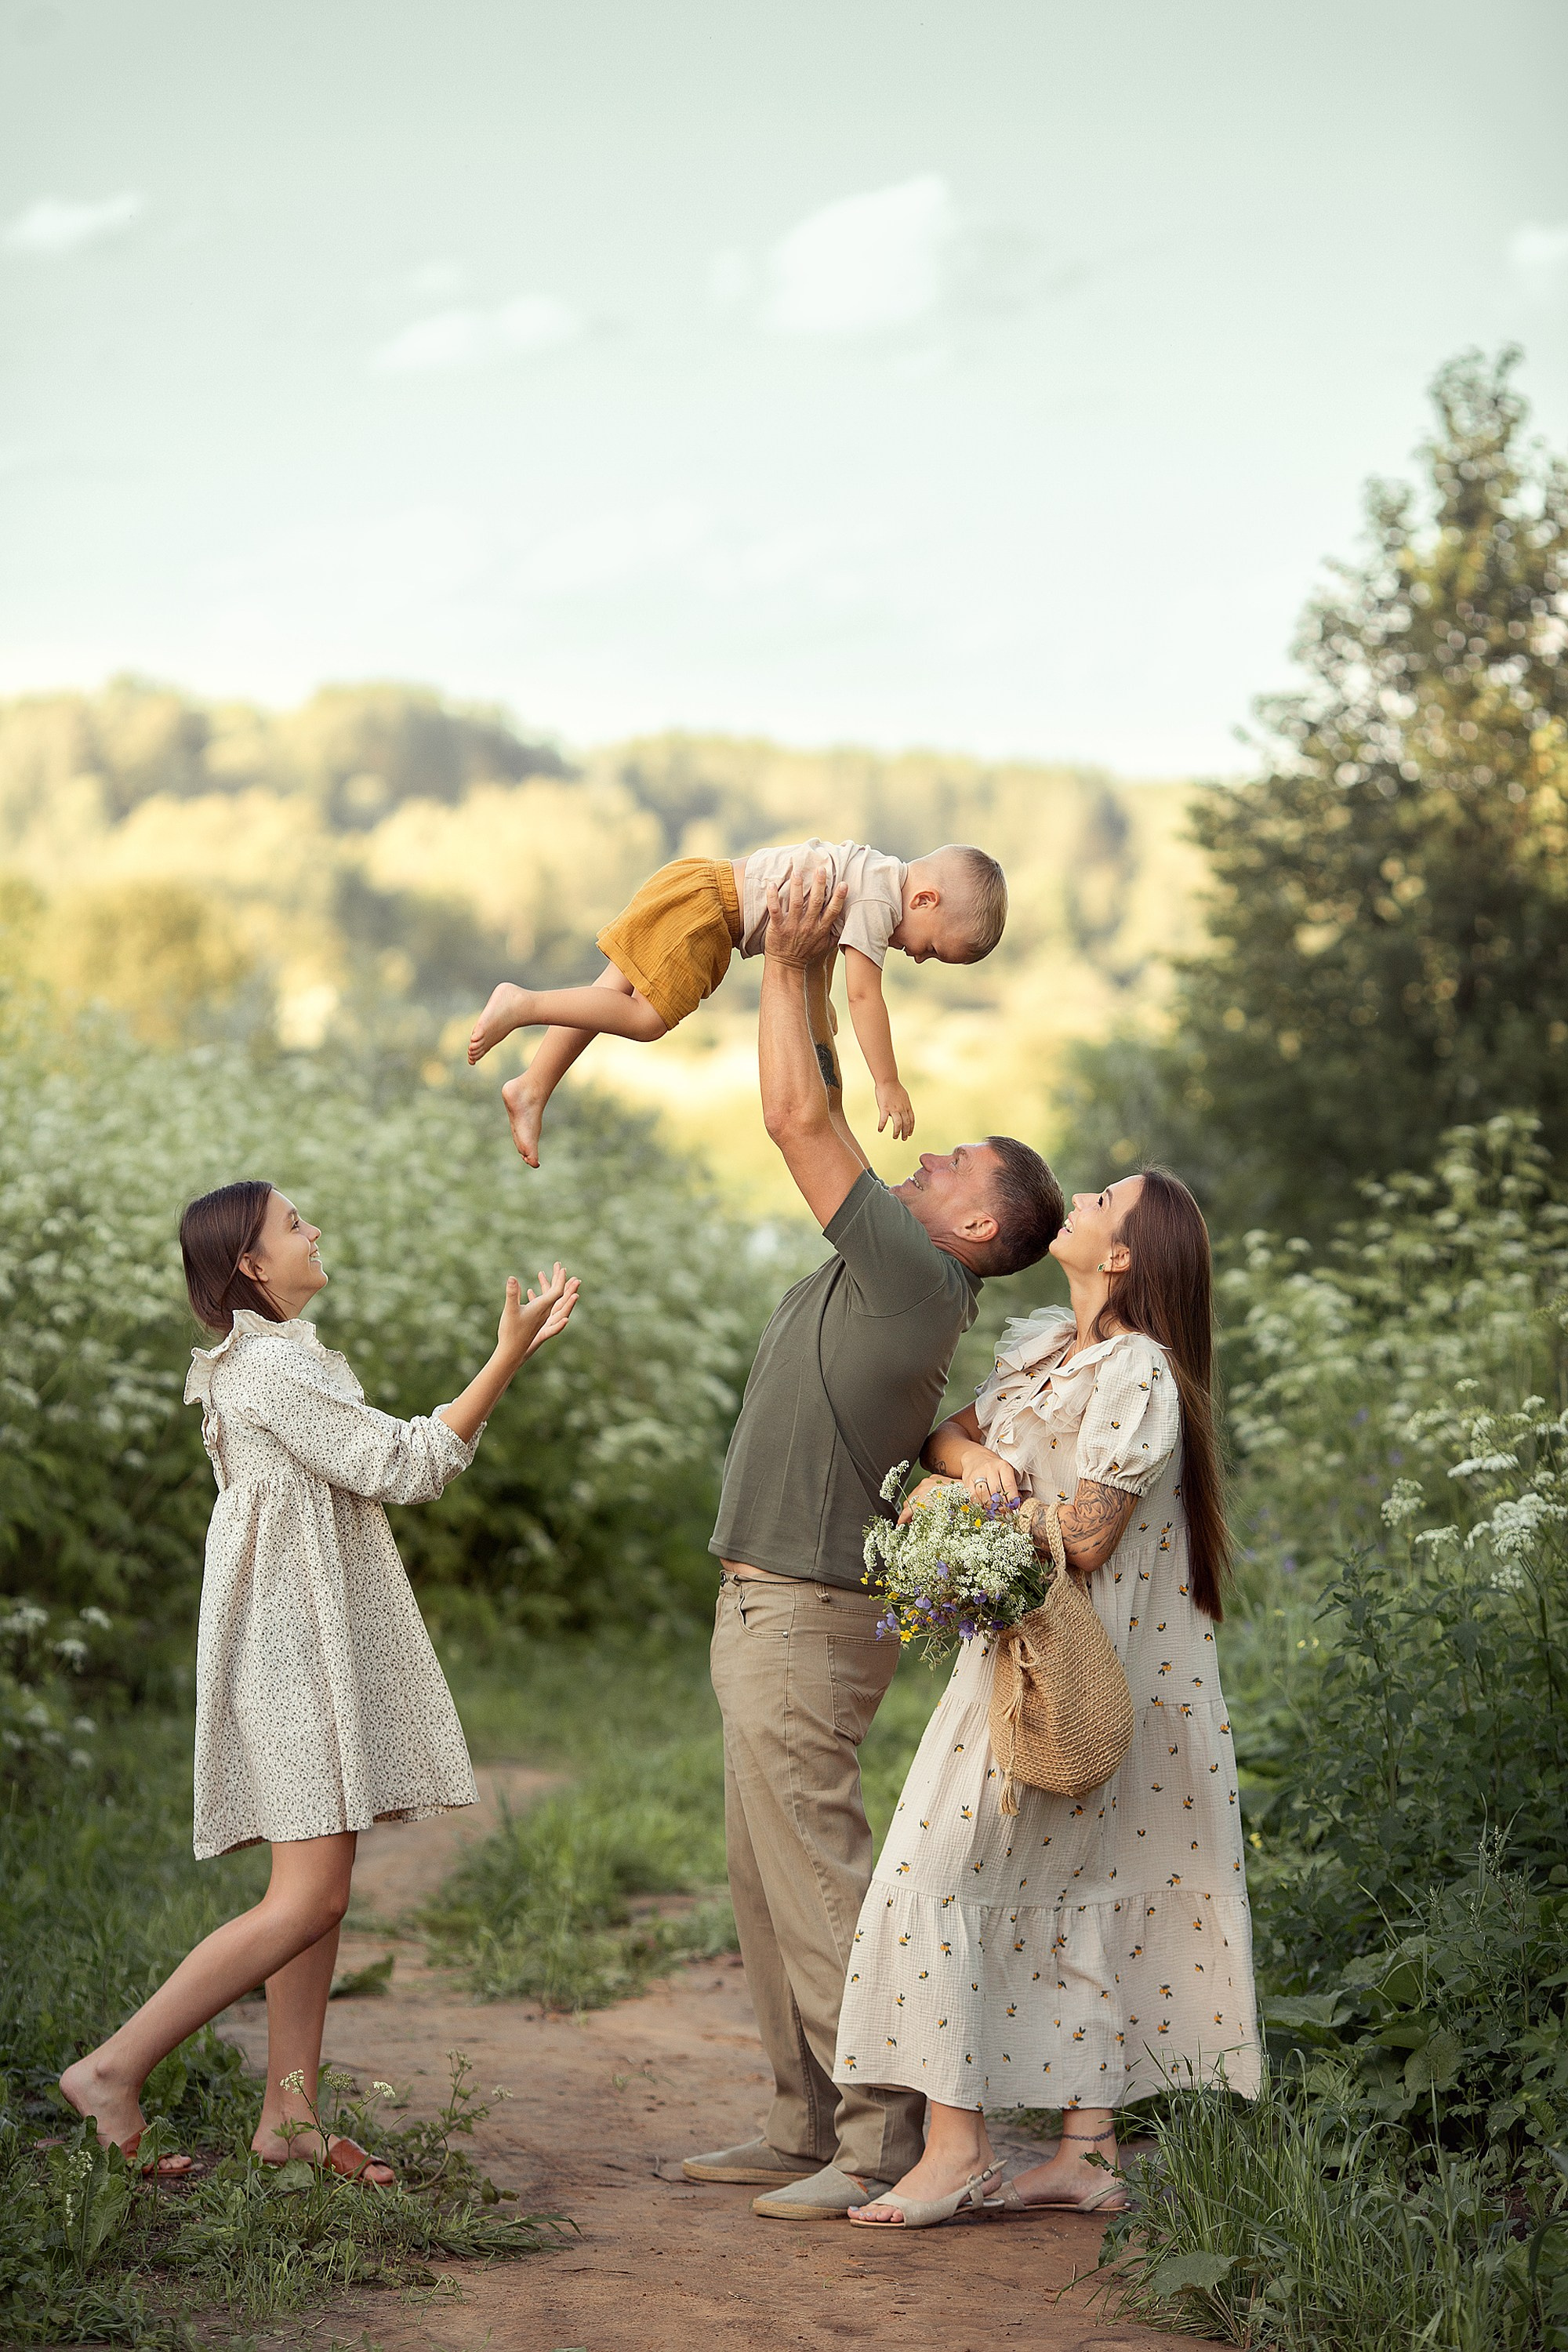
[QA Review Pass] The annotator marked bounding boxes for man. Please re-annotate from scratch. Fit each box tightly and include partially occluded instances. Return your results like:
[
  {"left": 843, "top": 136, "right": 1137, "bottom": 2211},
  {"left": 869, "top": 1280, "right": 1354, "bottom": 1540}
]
[{"left": 684, "top": 867, "right": 1065, "bottom": 2221}]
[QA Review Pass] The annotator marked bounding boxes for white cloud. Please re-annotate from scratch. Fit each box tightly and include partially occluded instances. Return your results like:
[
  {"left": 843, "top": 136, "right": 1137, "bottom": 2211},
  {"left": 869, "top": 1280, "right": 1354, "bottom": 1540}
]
[
  {"left": 764, "top": 175, "right": 956, "bottom": 336},
  {"left": 4, "top": 192, "right": 143, "bottom": 255},
  {"left": 1507, "top": 221, "right": 1568, "bottom": 299},
  {"left": 371, "top": 295, "right": 582, "bottom": 374}
]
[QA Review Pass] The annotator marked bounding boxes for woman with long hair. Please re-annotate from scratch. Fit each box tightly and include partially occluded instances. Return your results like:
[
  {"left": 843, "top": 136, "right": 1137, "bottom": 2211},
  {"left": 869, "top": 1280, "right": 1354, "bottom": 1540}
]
[
  {"left": 833, "top": 1167, "right": 1258, "bottom": 2228},
  {"left": 60, "top": 1180, "right": 579, "bottom": 2181}
]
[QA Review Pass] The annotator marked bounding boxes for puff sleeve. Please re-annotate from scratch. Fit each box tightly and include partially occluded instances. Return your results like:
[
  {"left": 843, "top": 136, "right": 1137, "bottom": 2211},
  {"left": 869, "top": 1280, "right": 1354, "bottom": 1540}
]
[
  {"left": 226, "top": 1336, "right": 478, "bottom": 1504},
  {"left": 1074, "top": 1334, "right": 1181, "bottom": 1495}
]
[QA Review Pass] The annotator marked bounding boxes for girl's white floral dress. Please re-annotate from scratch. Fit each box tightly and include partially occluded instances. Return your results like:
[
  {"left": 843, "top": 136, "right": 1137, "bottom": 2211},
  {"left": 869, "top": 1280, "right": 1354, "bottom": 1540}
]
[
  {"left": 833, "top": 1307, "right": 1260, "bottom": 2111},
  {"left": 183, "top": 1310, "right": 480, "bottom": 1860}
]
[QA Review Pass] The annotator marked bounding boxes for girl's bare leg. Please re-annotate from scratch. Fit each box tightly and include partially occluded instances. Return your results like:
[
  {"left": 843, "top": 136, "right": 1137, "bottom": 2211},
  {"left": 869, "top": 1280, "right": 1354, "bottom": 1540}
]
[
  {"left": 60, "top": 1834, "right": 358, "bottom": 2157},
  {"left": 804, "top": 956, "right": 869, "bottom": 1171},
  {"left": 855, "top": 2100, "right": 996, "bottom": 2220},
  {"left": 492, "top": 966, "right": 656, "bottom": 1167},
  {"left": 249, "top": 1918, "right": 392, "bottom": 2183}
]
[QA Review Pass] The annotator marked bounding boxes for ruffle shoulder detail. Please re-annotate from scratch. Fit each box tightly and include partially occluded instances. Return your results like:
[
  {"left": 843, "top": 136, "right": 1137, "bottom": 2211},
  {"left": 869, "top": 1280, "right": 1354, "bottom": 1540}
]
[
  {"left": 184, "top": 1311, "right": 336, "bottom": 1407},
  {"left": 990, "top": 1304, "right": 1076, "bottom": 1377}
]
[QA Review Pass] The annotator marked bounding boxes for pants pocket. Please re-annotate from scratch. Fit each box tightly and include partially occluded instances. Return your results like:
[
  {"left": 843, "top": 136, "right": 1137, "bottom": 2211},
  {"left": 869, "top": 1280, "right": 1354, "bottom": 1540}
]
[{"left": 826, "top": 1628, "right": 897, "bottom": 1744}]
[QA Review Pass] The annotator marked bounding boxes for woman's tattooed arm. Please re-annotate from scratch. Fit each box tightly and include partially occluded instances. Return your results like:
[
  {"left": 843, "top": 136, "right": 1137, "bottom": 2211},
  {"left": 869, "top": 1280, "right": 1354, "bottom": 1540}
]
[{"left": 1041, "top": 1478, "right": 1138, "bottom": 1573}]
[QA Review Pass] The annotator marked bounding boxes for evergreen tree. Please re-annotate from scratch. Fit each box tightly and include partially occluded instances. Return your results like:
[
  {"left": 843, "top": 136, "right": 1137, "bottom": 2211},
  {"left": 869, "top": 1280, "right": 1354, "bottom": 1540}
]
[{"left": 1074, "top": 350, "right": 1568, "bottom": 1232}]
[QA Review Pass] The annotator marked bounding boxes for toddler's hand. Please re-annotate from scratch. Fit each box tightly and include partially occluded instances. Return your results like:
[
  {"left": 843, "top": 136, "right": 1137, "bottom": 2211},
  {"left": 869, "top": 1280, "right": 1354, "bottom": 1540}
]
[
  {"left": 498, "top": 1264, "right": 580, "bottom": 1364},
  {"left": 876, "top": 1080, "right": 914, "bottom": 1140}
]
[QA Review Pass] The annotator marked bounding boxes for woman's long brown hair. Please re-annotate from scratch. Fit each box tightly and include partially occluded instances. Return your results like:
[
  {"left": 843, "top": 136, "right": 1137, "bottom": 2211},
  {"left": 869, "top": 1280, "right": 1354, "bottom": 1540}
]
[
  {"left": 180, "top": 1180, "right": 285, "bottom": 1334},
  {"left": 1089, "top": 1167, "right": 1230, "bottom": 1620}
]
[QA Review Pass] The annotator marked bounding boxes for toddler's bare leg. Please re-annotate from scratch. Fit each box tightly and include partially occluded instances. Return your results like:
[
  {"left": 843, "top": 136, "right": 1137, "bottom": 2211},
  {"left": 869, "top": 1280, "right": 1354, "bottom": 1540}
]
[
  {"left": 471, "top": 969, "right": 666, "bottom": 1062},
  {"left": 500, "top": 964, "right": 655, "bottom": 1167},
  {"left": 805, "top": 956, "right": 869, "bottom": 1171}
]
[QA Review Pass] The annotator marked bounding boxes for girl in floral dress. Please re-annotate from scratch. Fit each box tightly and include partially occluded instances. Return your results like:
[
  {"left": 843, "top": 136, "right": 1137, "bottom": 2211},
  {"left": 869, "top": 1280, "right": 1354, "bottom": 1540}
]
[
  {"left": 835, "top": 1168, "right": 1259, "bottom": 2229},
  {"left": 60, "top": 1180, "right": 578, "bottom": 2180}
]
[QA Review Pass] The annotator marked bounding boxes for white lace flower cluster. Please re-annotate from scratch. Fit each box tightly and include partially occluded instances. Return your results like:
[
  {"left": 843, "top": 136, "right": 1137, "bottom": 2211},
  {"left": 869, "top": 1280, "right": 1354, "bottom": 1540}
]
[{"left": 862, "top": 1464, "right": 1045, "bottom": 1660}]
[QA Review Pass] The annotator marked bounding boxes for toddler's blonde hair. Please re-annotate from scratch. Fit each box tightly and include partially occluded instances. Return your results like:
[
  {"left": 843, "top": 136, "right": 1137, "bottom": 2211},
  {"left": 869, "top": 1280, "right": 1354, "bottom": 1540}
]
[{"left": 938, "top": 844, "right": 1007, "bottom": 961}]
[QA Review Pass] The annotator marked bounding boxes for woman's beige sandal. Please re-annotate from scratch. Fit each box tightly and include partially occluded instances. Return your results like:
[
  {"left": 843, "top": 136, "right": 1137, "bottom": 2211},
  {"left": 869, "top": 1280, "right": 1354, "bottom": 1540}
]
[
  {"left": 846, "top": 2159, "right": 1004, "bottom": 2230},
  {"left": 993, "top": 2125, "right": 1129, "bottom": 2214},
  {"left": 990, "top": 2176, "right": 1128, "bottom": 2214}
]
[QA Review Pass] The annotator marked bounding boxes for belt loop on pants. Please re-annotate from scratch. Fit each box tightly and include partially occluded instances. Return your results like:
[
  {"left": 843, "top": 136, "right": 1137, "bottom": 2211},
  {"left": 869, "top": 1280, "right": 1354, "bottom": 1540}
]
[{"left": 719, "top": 1568, "right": 750, "bottom": 1624}]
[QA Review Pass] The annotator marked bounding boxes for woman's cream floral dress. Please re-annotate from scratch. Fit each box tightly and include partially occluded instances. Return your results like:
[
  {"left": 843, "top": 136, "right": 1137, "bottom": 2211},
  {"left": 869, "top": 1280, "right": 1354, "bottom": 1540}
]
[
  {"left": 833, "top": 1306, "right": 1260, "bottom": 2111},
  {"left": 184, "top": 1309, "right": 480, "bottom": 1860}
]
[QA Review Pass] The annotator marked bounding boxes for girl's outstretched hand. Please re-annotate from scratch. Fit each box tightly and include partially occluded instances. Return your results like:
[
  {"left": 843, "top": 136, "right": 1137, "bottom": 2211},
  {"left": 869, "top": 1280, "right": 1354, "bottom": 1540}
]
[{"left": 499, "top": 1264, "right": 580, "bottom": 1364}]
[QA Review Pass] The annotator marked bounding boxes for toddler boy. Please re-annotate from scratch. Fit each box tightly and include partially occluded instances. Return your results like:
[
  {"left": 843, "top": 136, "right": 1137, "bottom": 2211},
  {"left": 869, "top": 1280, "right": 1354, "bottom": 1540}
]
[{"left": 467, "top": 838, "right": 1007, "bottom": 1166}]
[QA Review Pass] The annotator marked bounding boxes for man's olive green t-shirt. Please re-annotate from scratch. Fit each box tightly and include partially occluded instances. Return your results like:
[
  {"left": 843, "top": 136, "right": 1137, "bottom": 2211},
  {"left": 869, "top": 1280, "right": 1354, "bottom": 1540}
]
[{"left": 710, "top": 1171, "right": 982, "bottom": 1588}]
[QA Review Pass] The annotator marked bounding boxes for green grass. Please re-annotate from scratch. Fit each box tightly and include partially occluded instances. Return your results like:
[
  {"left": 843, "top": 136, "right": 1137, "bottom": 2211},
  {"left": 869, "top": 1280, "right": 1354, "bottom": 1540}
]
[
  {"left": 0, "top": 1690, "right": 599, "bottom": 2347},
  {"left": 426, "top": 1623, "right": 938, "bottom": 2011}
]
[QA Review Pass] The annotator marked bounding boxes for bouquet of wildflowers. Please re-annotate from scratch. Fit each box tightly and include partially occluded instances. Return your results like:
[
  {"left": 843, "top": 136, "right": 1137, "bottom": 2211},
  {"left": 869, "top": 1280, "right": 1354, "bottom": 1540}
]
[{"left": 862, "top": 1465, "right": 1047, "bottom": 1661}]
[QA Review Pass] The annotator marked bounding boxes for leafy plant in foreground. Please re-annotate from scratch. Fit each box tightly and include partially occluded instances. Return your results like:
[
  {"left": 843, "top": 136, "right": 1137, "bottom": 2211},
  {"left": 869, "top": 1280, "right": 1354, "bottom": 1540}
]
[
  {"left": 1265, "top": 1842, "right": 1568, "bottom": 2164},
  {"left": 1094, "top": 2070, "right": 1568, "bottom": 2351}
]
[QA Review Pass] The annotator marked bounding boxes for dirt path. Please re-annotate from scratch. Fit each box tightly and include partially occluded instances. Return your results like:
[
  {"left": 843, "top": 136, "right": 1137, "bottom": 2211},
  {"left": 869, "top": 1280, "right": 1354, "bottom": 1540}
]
[{"left": 219, "top": 1771, "right": 1184, "bottom": 2352}]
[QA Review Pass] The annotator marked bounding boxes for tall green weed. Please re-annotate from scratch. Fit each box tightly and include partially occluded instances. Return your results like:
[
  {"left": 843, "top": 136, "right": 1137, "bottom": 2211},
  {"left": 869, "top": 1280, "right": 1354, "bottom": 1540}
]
[{"left": 1097, "top": 2070, "right": 1568, "bottom": 2351}]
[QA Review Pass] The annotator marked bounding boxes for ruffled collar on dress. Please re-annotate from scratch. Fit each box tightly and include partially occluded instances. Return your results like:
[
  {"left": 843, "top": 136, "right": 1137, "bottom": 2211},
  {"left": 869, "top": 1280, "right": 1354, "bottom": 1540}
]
[
  {"left": 183, "top": 1308, "right": 330, "bottom": 1406},
  {"left": 982, "top": 1306, "right": 1144, "bottom": 1451}
]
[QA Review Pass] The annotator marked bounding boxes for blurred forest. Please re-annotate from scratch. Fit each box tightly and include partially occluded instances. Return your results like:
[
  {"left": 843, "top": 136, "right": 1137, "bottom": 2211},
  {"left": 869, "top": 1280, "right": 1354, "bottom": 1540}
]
[{"left": 0, "top": 681, "right": 1203, "bottom": 1201}]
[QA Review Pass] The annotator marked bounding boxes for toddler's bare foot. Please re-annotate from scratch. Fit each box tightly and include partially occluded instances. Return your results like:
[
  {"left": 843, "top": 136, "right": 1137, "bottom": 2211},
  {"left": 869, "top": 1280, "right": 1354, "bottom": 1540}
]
[
  {"left": 501, "top": 1076, "right": 546, "bottom": 1167},
  {"left": 468, "top": 984, "right": 535, "bottom": 1065}
]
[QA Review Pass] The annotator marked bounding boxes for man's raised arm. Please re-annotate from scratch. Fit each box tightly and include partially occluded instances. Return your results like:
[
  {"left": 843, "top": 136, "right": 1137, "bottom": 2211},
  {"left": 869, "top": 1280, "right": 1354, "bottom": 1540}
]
[{"left": 759, "top": 866, "right": 869, "bottom": 1229}]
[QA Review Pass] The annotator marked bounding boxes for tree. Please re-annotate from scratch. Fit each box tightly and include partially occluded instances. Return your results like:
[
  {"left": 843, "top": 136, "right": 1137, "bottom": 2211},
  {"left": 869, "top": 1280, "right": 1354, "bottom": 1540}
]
[{"left": 1070, "top": 350, "right": 1568, "bottom": 1235}]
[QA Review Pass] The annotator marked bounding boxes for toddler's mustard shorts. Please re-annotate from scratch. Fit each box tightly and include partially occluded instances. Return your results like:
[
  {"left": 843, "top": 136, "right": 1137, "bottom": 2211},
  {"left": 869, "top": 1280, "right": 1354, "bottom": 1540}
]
[{"left": 596, "top": 857, "right": 743, "bottom": 1031}]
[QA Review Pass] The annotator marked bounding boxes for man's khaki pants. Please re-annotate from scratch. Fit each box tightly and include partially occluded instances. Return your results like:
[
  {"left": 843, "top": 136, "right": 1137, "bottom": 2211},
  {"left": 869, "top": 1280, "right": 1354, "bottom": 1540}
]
[{"left": 710, "top": 1572, "right": 926, "bottom": 2184}]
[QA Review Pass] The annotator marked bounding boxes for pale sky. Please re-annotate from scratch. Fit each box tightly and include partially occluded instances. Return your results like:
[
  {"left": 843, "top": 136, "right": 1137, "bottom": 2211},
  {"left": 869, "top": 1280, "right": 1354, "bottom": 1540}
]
[{"left": 3, "top": 0, "right": 1566, "bottom": 774}]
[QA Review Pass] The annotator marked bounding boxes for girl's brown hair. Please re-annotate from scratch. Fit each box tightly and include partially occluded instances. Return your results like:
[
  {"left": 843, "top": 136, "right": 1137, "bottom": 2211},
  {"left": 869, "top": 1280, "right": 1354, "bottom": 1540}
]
[
  {"left": 1090, "top": 1166, "right": 1230, "bottom": 1620},
  {"left": 180, "top": 1181, "right": 284, "bottom": 1334}
]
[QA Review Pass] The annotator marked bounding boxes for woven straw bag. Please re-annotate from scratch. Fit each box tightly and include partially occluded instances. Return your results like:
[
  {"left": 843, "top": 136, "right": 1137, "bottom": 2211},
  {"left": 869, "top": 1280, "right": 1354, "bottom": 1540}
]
[{"left": 987, "top": 1497, "right": 1134, "bottom": 1814}]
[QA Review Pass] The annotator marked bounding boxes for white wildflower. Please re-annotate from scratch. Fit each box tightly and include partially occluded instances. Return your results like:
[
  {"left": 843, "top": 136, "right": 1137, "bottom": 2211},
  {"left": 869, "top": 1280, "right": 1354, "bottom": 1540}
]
[
  {"left": 863, "top": 1479, "right": 1044, "bottom": 1660},
  {"left": 1381, "top": 1478, "right": 1425, "bottom": 1527},
  {"left": 1468, "top": 1493, "right": 1567, "bottom": 1556}
]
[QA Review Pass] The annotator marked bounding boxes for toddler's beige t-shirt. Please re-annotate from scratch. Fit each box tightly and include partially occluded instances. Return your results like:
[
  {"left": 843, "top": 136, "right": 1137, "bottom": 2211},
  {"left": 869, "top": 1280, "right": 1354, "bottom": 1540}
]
[{"left": 739, "top": 839, "right": 907, "bottom": 966}]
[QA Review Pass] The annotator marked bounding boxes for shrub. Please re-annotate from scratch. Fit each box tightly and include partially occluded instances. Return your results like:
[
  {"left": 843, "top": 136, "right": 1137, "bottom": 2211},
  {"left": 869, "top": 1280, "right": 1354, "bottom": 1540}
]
[
  {"left": 1210, "top": 1115, "right": 1568, "bottom": 2195},
  {"left": 0, "top": 1005, "right": 797, "bottom": 1695}
]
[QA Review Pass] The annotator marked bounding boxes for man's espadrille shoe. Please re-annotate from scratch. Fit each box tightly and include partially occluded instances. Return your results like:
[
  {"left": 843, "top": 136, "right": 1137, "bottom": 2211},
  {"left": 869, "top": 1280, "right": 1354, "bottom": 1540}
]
[
  {"left": 751, "top": 2162, "right": 895, "bottom": 2220},
  {"left": 682, "top": 2137, "right": 821, "bottom": 2186}
]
